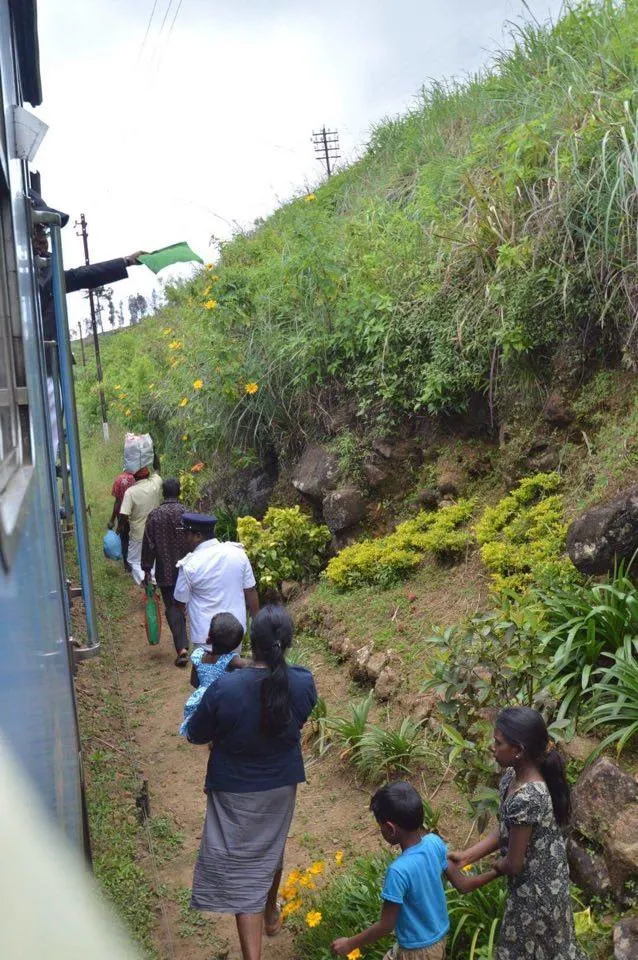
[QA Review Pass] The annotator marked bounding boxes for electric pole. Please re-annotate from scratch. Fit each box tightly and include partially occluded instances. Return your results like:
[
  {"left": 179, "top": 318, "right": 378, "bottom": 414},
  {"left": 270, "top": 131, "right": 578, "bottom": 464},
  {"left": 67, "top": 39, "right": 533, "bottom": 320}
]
[
  {"left": 77, "top": 324, "right": 86, "bottom": 366},
  {"left": 74, "top": 213, "right": 109, "bottom": 442},
  {"left": 312, "top": 126, "right": 340, "bottom": 178}
]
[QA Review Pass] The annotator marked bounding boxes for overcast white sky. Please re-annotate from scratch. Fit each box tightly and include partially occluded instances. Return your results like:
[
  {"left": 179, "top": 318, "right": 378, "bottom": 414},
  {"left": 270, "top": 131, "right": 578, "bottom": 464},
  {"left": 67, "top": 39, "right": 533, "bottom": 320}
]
[{"left": 33, "top": 0, "right": 565, "bottom": 333}]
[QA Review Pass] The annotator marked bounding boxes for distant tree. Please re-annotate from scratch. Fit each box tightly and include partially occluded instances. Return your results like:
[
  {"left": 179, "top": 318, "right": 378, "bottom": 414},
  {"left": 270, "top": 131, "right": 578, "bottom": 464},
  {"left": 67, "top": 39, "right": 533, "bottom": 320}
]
[
  {"left": 128, "top": 294, "right": 139, "bottom": 325},
  {"left": 150, "top": 289, "right": 159, "bottom": 313},
  {"left": 118, "top": 300, "right": 125, "bottom": 326},
  {"left": 135, "top": 293, "right": 148, "bottom": 318}
]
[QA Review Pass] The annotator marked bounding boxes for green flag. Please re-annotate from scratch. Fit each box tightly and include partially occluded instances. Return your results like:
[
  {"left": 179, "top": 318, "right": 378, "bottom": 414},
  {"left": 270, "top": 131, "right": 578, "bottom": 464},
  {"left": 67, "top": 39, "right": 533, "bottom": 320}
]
[{"left": 138, "top": 242, "right": 203, "bottom": 274}]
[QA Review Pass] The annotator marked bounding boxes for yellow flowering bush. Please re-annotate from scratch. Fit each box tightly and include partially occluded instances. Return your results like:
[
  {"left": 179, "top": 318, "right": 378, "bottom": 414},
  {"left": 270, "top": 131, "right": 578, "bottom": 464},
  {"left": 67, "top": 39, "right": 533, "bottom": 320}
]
[
  {"left": 475, "top": 472, "right": 578, "bottom": 593},
  {"left": 237, "top": 507, "right": 331, "bottom": 592},
  {"left": 325, "top": 500, "right": 475, "bottom": 590}
]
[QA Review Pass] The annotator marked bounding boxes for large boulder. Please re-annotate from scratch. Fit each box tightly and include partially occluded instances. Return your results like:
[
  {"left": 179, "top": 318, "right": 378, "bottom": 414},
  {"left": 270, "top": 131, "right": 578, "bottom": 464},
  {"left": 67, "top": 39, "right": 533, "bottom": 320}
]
[
  {"left": 614, "top": 915, "right": 638, "bottom": 960},
  {"left": 571, "top": 758, "right": 638, "bottom": 903},
  {"left": 543, "top": 390, "right": 574, "bottom": 428},
  {"left": 566, "top": 837, "right": 611, "bottom": 900},
  {"left": 567, "top": 485, "right": 638, "bottom": 575},
  {"left": 322, "top": 486, "right": 366, "bottom": 533},
  {"left": 292, "top": 445, "right": 340, "bottom": 503}
]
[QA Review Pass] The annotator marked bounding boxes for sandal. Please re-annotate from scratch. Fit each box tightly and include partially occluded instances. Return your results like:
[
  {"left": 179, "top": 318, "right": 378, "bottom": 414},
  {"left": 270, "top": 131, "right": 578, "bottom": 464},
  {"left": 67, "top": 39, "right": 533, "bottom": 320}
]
[
  {"left": 174, "top": 651, "right": 189, "bottom": 667},
  {"left": 265, "top": 904, "right": 282, "bottom": 937}
]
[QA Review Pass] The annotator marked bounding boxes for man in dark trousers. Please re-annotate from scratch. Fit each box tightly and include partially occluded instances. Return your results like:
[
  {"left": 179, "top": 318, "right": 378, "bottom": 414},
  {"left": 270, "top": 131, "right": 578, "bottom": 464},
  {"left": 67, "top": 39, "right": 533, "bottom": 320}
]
[
  {"left": 141, "top": 477, "right": 189, "bottom": 667},
  {"left": 30, "top": 189, "right": 145, "bottom": 454}
]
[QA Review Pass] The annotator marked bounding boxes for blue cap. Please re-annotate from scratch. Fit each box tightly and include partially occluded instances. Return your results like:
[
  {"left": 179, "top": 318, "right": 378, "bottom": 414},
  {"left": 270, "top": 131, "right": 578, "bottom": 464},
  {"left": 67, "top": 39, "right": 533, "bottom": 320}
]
[{"left": 182, "top": 512, "right": 217, "bottom": 533}]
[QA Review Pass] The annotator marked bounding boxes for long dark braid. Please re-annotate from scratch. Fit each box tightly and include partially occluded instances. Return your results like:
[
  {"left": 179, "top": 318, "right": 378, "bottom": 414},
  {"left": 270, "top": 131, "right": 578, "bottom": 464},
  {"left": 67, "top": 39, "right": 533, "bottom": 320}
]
[{"left": 251, "top": 605, "right": 293, "bottom": 737}]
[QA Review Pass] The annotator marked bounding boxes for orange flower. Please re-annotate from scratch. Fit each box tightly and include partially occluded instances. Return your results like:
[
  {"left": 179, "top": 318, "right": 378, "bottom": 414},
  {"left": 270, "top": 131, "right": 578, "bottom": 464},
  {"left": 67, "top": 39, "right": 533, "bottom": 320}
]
[
  {"left": 335, "top": 850, "right": 345, "bottom": 866},
  {"left": 191, "top": 462, "right": 205, "bottom": 473},
  {"left": 244, "top": 381, "right": 259, "bottom": 395}
]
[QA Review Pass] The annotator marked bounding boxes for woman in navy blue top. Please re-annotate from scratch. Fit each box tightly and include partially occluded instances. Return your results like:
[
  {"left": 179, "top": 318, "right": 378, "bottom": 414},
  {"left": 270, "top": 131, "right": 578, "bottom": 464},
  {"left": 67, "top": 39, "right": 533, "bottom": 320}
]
[{"left": 187, "top": 605, "right": 317, "bottom": 960}]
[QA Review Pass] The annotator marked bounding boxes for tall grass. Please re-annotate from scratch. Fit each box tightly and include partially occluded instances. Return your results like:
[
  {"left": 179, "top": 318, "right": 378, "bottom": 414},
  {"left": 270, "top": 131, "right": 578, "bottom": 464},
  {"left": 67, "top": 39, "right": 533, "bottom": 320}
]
[{"left": 76, "top": 1, "right": 638, "bottom": 479}]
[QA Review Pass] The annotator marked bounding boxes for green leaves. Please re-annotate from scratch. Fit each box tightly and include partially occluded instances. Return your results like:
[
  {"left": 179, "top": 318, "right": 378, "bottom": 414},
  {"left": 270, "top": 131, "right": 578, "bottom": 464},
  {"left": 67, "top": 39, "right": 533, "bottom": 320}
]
[{"left": 584, "top": 636, "right": 638, "bottom": 756}]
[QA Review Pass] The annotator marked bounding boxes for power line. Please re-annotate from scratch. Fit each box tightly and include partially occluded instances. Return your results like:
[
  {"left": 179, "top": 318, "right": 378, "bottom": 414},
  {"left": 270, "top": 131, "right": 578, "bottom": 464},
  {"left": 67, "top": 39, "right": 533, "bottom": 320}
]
[
  {"left": 137, "top": 0, "right": 160, "bottom": 62},
  {"left": 311, "top": 126, "right": 340, "bottom": 178}
]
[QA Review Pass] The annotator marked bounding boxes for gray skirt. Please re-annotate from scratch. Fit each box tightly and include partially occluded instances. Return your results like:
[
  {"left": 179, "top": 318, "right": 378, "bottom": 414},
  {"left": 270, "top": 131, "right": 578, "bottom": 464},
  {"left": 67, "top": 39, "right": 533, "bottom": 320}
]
[{"left": 191, "top": 784, "right": 297, "bottom": 915}]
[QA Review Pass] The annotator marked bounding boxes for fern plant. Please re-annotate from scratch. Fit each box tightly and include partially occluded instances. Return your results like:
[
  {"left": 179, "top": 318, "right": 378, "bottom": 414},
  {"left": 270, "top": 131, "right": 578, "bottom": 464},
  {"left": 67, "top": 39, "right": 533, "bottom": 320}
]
[
  {"left": 328, "top": 691, "right": 374, "bottom": 764},
  {"left": 356, "top": 718, "right": 431, "bottom": 781},
  {"left": 584, "top": 637, "right": 638, "bottom": 756}
]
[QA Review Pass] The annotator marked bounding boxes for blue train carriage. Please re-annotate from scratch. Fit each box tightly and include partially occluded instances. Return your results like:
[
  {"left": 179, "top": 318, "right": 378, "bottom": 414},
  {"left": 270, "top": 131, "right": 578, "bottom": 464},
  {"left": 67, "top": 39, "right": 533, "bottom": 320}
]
[{"left": 0, "top": 0, "right": 99, "bottom": 854}]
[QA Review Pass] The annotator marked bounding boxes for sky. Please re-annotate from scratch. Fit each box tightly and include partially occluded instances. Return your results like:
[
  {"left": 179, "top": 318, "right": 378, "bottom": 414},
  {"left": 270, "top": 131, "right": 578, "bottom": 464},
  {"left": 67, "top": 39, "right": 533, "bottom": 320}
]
[{"left": 33, "top": 0, "right": 565, "bottom": 334}]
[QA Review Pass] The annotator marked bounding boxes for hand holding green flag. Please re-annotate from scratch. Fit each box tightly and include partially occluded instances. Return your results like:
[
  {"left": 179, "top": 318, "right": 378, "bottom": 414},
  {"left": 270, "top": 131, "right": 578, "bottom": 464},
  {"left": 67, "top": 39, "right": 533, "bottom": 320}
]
[{"left": 138, "top": 242, "right": 203, "bottom": 274}]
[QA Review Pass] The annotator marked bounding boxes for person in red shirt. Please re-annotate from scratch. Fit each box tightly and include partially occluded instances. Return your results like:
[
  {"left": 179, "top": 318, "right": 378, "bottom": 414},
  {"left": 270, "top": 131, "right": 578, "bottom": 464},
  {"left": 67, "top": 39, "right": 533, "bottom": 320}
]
[{"left": 108, "top": 470, "right": 136, "bottom": 571}]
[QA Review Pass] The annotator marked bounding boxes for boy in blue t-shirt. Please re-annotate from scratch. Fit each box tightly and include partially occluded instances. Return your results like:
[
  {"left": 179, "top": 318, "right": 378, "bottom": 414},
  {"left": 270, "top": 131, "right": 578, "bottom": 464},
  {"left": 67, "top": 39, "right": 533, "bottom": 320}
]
[{"left": 331, "top": 781, "right": 499, "bottom": 959}]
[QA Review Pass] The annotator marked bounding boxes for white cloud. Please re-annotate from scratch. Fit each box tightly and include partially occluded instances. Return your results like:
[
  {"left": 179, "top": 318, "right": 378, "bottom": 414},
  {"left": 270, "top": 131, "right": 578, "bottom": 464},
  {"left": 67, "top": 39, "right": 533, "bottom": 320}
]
[{"left": 33, "top": 0, "right": 564, "bottom": 332}]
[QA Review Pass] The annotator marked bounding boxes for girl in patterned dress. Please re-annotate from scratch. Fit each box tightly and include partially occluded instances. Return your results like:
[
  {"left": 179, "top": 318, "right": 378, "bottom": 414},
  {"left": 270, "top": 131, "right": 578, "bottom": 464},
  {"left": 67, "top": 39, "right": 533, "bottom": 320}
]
[
  {"left": 180, "top": 612, "right": 249, "bottom": 736},
  {"left": 449, "top": 707, "right": 587, "bottom": 960}
]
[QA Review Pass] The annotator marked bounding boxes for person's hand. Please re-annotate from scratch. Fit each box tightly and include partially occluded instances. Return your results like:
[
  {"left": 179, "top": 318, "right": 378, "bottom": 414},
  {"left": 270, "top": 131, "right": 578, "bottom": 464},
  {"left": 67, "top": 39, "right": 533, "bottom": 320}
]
[
  {"left": 124, "top": 251, "right": 146, "bottom": 266},
  {"left": 331, "top": 938, "right": 353, "bottom": 956}
]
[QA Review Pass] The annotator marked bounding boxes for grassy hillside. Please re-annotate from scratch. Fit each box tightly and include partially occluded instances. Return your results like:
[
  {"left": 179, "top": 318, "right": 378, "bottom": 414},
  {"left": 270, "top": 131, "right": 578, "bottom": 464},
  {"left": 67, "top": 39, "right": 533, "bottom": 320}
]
[{"left": 76, "top": 0, "right": 638, "bottom": 478}]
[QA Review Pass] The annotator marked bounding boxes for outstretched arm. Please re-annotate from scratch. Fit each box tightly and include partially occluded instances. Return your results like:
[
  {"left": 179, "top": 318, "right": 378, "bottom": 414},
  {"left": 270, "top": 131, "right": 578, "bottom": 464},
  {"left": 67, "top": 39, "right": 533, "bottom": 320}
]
[
  {"left": 332, "top": 901, "right": 400, "bottom": 956},
  {"left": 448, "top": 828, "right": 501, "bottom": 867},
  {"left": 445, "top": 859, "right": 500, "bottom": 893}
]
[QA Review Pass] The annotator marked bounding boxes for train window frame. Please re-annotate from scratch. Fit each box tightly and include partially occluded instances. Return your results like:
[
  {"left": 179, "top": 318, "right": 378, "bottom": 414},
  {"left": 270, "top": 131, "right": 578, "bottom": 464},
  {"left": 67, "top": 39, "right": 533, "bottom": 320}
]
[{"left": 0, "top": 142, "right": 34, "bottom": 569}]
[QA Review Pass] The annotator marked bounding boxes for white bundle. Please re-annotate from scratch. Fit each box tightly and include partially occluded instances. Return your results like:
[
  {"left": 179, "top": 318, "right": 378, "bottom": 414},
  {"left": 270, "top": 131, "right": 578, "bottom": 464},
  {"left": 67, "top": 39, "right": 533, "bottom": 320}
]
[{"left": 123, "top": 433, "right": 154, "bottom": 474}]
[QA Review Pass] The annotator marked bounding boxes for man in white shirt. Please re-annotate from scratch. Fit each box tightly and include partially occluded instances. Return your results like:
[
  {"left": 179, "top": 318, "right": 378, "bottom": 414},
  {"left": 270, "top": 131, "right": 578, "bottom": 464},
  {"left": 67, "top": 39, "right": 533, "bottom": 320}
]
[
  {"left": 173, "top": 513, "right": 259, "bottom": 649},
  {"left": 118, "top": 468, "right": 163, "bottom": 585}
]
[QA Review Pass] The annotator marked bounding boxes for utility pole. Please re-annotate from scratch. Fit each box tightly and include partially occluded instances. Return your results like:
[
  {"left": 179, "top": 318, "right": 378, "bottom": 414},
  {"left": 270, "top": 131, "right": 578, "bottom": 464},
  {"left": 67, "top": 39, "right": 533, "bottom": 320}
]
[
  {"left": 312, "top": 126, "right": 340, "bottom": 178},
  {"left": 77, "top": 324, "right": 86, "bottom": 366},
  {"left": 74, "top": 213, "right": 109, "bottom": 442}
]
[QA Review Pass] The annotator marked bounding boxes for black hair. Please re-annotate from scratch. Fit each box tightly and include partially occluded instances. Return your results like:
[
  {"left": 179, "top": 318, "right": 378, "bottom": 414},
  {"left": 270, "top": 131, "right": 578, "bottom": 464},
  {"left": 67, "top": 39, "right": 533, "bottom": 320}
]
[
  {"left": 250, "top": 605, "right": 293, "bottom": 738},
  {"left": 370, "top": 781, "right": 424, "bottom": 831},
  {"left": 163, "top": 477, "right": 180, "bottom": 499},
  {"left": 496, "top": 707, "right": 571, "bottom": 827},
  {"left": 208, "top": 612, "right": 244, "bottom": 654}
]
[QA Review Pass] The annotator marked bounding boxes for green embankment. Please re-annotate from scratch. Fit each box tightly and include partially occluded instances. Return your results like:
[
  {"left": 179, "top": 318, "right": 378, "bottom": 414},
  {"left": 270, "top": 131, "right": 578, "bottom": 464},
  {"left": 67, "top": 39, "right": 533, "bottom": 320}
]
[{"left": 75, "top": 0, "right": 638, "bottom": 479}]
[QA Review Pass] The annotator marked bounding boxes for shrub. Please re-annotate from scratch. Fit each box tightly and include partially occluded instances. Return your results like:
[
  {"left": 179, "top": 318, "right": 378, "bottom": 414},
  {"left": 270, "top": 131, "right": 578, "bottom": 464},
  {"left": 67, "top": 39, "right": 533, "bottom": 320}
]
[
  {"left": 328, "top": 691, "right": 375, "bottom": 765},
  {"left": 237, "top": 507, "right": 331, "bottom": 592},
  {"left": 356, "top": 718, "right": 431, "bottom": 781},
  {"left": 475, "top": 473, "right": 577, "bottom": 594},
  {"left": 325, "top": 500, "right": 474, "bottom": 590},
  {"left": 446, "top": 869, "right": 507, "bottom": 959},
  {"left": 584, "top": 636, "right": 638, "bottom": 756},
  {"left": 538, "top": 560, "right": 638, "bottom": 719}
]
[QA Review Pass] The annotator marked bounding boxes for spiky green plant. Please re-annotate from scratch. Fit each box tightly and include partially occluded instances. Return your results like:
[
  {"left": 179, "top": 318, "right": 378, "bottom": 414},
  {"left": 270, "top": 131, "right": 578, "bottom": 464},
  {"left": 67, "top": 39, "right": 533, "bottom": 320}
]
[{"left": 584, "top": 636, "right": 638, "bottom": 756}]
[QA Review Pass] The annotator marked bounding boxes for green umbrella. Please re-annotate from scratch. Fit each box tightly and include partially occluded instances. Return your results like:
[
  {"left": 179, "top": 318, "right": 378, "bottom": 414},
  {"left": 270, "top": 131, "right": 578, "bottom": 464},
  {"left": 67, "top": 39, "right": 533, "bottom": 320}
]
[{"left": 138, "top": 242, "right": 203, "bottom": 274}]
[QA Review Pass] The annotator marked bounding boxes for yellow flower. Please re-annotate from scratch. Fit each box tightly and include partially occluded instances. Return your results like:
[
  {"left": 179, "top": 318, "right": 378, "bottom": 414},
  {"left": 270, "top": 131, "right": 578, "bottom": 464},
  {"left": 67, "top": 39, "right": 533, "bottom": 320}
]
[
  {"left": 305, "top": 910, "right": 322, "bottom": 928},
  {"left": 281, "top": 884, "right": 297, "bottom": 902},
  {"left": 297, "top": 872, "right": 315, "bottom": 890},
  {"left": 118, "top": 393, "right": 126, "bottom": 400},
  {"left": 244, "top": 381, "right": 259, "bottom": 395},
  {"left": 179, "top": 398, "right": 189, "bottom": 407},
  {"left": 182, "top": 434, "right": 189, "bottom": 441},
  {"left": 335, "top": 850, "right": 345, "bottom": 867},
  {"left": 308, "top": 861, "right": 325, "bottom": 876},
  {"left": 114, "top": 383, "right": 121, "bottom": 389},
  {"left": 169, "top": 339, "right": 182, "bottom": 350},
  {"left": 193, "top": 379, "right": 203, "bottom": 390},
  {"left": 281, "top": 898, "right": 302, "bottom": 919},
  {"left": 163, "top": 327, "right": 173, "bottom": 335},
  {"left": 347, "top": 951, "right": 362, "bottom": 960},
  {"left": 286, "top": 869, "right": 302, "bottom": 885},
  {"left": 462, "top": 865, "right": 473, "bottom": 873},
  {"left": 211, "top": 274, "right": 220, "bottom": 281},
  {"left": 305, "top": 193, "right": 317, "bottom": 202},
  {"left": 205, "top": 263, "right": 214, "bottom": 270},
  {"left": 125, "top": 409, "right": 131, "bottom": 416},
  {"left": 205, "top": 299, "right": 217, "bottom": 310}
]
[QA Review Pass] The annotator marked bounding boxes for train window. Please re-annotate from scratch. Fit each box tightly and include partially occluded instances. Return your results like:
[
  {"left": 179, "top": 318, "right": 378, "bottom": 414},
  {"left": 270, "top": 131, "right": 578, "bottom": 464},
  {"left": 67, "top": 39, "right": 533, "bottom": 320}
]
[{"left": 0, "top": 168, "right": 32, "bottom": 560}]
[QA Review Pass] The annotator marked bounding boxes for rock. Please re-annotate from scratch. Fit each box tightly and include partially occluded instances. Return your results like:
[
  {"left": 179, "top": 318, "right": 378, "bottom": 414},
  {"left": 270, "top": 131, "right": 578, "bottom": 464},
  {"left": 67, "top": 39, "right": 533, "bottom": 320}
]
[
  {"left": 614, "top": 915, "right": 638, "bottom": 960},
  {"left": 372, "top": 439, "right": 394, "bottom": 460},
  {"left": 322, "top": 487, "right": 366, "bottom": 533},
  {"left": 499, "top": 423, "right": 513, "bottom": 447},
  {"left": 292, "top": 445, "right": 340, "bottom": 502},
  {"left": 350, "top": 642, "right": 374, "bottom": 683},
  {"left": 375, "top": 665, "right": 402, "bottom": 701},
  {"left": 245, "top": 472, "right": 275, "bottom": 518},
  {"left": 566, "top": 837, "right": 611, "bottom": 899},
  {"left": 363, "top": 461, "right": 388, "bottom": 489},
  {"left": 437, "top": 472, "right": 462, "bottom": 498},
  {"left": 280, "top": 580, "right": 301, "bottom": 602},
  {"left": 572, "top": 758, "right": 638, "bottom": 840},
  {"left": 543, "top": 391, "right": 575, "bottom": 428},
  {"left": 365, "top": 650, "right": 391, "bottom": 682},
  {"left": 416, "top": 488, "right": 441, "bottom": 511},
  {"left": 567, "top": 485, "right": 638, "bottom": 575},
  {"left": 571, "top": 758, "right": 638, "bottom": 903},
  {"left": 526, "top": 440, "right": 560, "bottom": 472},
  {"left": 411, "top": 691, "right": 443, "bottom": 724}
]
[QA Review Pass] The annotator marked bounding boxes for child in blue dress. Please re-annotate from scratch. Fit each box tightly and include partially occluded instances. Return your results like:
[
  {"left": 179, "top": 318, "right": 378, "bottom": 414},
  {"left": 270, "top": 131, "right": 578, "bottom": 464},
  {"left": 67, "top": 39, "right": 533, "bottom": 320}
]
[{"left": 180, "top": 612, "right": 249, "bottom": 736}]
